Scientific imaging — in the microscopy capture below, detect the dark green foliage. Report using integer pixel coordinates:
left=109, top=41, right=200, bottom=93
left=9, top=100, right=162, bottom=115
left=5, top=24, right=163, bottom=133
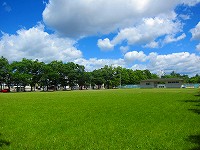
left=0, top=56, right=10, bottom=90
left=0, top=56, right=200, bottom=92
left=161, top=71, right=191, bottom=83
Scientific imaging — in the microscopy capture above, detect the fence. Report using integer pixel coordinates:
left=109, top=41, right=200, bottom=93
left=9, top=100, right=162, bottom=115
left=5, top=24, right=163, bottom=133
left=118, top=85, right=140, bottom=89
left=183, top=84, right=200, bottom=88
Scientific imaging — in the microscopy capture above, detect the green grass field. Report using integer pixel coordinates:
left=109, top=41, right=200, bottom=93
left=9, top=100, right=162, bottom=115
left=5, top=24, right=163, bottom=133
left=0, top=89, right=200, bottom=149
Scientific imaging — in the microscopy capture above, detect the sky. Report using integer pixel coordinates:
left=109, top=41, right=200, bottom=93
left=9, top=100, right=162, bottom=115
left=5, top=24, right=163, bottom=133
left=0, top=0, right=200, bottom=76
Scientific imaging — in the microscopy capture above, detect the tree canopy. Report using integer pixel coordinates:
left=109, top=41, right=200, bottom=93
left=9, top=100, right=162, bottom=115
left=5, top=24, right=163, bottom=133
left=0, top=57, right=199, bottom=92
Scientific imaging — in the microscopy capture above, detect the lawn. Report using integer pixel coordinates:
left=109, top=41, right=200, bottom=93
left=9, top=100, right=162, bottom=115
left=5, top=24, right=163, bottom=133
left=0, top=89, right=200, bottom=149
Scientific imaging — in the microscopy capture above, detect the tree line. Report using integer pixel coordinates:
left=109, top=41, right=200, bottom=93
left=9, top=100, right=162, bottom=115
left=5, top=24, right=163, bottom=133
left=0, top=56, right=199, bottom=92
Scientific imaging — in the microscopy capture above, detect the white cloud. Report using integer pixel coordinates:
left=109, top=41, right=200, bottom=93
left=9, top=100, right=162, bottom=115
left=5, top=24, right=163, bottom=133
left=0, top=24, right=82, bottom=63
left=124, top=51, right=147, bottom=62
left=43, top=0, right=200, bottom=38
left=97, top=38, right=114, bottom=51
left=179, top=14, right=190, bottom=20
left=196, top=43, right=200, bottom=51
left=72, top=50, right=200, bottom=76
left=99, top=14, right=183, bottom=49
left=182, top=0, right=200, bottom=6
left=124, top=51, right=200, bottom=76
left=147, top=52, right=200, bottom=75
left=131, top=64, right=147, bottom=71
left=191, top=22, right=200, bottom=40
left=163, top=33, right=186, bottom=44
left=191, top=22, right=200, bottom=51
left=74, top=58, right=125, bottom=71
left=120, top=46, right=129, bottom=53
left=144, top=41, right=159, bottom=48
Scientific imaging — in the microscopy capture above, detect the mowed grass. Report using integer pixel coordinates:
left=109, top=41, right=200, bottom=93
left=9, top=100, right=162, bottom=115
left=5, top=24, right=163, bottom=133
left=0, top=89, right=200, bottom=149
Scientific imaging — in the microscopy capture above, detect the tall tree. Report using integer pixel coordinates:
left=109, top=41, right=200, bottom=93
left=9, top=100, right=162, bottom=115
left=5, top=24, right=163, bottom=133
left=0, top=56, right=9, bottom=90
left=77, top=64, right=86, bottom=90
left=65, top=62, right=79, bottom=90
left=10, top=59, right=32, bottom=92
left=92, top=69, right=105, bottom=89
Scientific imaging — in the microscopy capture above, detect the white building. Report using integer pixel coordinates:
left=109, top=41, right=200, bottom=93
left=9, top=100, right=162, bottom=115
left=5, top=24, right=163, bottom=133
left=140, top=78, right=184, bottom=88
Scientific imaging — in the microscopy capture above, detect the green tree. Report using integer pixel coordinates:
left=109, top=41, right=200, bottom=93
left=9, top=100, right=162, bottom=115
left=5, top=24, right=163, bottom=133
left=10, top=59, right=32, bottom=92
left=92, top=69, right=105, bottom=89
left=77, top=64, right=86, bottom=90
left=65, top=62, right=79, bottom=90
left=0, top=56, right=10, bottom=90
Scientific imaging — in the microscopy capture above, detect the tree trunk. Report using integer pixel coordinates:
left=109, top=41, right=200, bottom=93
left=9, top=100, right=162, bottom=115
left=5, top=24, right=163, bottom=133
left=98, top=85, right=101, bottom=89
left=79, top=85, right=83, bottom=90
left=8, top=84, right=10, bottom=91
left=23, top=85, right=26, bottom=92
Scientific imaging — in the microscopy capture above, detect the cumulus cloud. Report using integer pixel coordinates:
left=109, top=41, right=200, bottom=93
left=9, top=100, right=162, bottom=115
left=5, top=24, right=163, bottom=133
left=97, top=38, right=114, bottom=51
left=183, top=0, right=200, bottom=6
left=196, top=43, right=200, bottom=51
left=144, top=41, right=159, bottom=48
left=131, top=64, right=147, bottom=71
left=179, top=14, right=190, bottom=20
left=43, top=0, right=200, bottom=38
left=98, top=14, right=185, bottom=49
left=74, top=58, right=125, bottom=71
left=124, top=51, right=147, bottom=62
left=191, top=22, right=200, bottom=51
left=76, top=51, right=200, bottom=76
left=0, top=24, right=82, bottom=62
left=120, top=46, right=129, bottom=53
left=163, top=33, right=186, bottom=44
left=148, top=52, right=200, bottom=75
left=123, top=51, right=200, bottom=76
left=191, top=22, right=200, bottom=40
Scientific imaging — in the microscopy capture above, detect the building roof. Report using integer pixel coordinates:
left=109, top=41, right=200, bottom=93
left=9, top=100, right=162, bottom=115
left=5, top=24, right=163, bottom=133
left=141, top=78, right=184, bottom=82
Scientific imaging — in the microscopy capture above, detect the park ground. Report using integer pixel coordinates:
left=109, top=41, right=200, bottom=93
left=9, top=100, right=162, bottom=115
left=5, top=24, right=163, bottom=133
left=0, top=89, right=200, bottom=149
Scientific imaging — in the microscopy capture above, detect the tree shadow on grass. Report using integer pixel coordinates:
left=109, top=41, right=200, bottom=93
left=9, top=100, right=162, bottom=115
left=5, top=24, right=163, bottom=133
left=183, top=99, right=200, bottom=115
left=0, top=133, right=10, bottom=147
left=183, top=93, right=200, bottom=150
left=188, top=109, right=200, bottom=115
left=187, top=135, right=200, bottom=150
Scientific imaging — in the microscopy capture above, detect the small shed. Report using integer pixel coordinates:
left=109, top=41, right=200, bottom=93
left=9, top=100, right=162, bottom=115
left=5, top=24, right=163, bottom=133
left=140, top=78, right=184, bottom=88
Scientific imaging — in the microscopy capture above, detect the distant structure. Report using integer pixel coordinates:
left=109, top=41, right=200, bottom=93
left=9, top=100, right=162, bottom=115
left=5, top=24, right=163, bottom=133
left=140, top=78, right=184, bottom=88
left=157, top=70, right=165, bottom=78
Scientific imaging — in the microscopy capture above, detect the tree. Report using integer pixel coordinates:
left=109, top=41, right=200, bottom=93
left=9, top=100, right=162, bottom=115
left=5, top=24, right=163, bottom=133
left=28, top=59, right=44, bottom=91
left=10, top=59, right=32, bottom=92
left=76, top=64, right=86, bottom=90
left=66, top=62, right=79, bottom=90
left=189, top=74, right=200, bottom=83
left=92, top=69, right=105, bottom=89
left=1, top=56, right=200, bottom=92
left=48, top=60, right=64, bottom=91
left=101, top=65, right=114, bottom=89
left=119, top=68, right=130, bottom=85
left=0, top=56, right=9, bottom=90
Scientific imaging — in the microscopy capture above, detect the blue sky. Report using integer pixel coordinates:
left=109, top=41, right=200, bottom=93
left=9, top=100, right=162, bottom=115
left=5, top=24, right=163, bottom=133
left=1, top=0, right=200, bottom=76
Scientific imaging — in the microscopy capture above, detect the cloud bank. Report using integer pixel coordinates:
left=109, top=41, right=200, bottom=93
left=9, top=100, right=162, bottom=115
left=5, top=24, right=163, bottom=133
left=124, top=51, right=200, bottom=76
left=1, top=0, right=200, bottom=76
left=43, top=0, right=200, bottom=38
left=191, top=21, right=200, bottom=50
left=97, top=12, right=188, bottom=49
left=0, top=25, right=200, bottom=76
left=0, top=24, right=82, bottom=62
